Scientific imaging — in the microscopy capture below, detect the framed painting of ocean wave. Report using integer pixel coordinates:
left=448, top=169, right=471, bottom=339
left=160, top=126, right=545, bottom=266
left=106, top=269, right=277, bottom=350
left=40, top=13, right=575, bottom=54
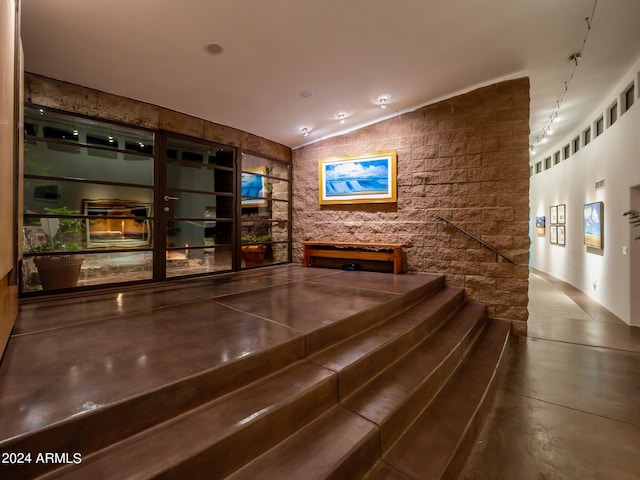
left=318, top=151, right=397, bottom=205
left=242, top=166, right=268, bottom=208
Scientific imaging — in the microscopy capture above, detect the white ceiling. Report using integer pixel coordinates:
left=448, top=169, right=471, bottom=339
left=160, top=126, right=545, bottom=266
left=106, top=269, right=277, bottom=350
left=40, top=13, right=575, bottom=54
left=20, top=0, right=640, bottom=152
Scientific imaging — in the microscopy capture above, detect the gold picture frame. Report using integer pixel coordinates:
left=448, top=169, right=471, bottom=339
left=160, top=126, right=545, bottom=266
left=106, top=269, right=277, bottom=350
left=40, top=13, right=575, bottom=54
left=318, top=151, right=397, bottom=205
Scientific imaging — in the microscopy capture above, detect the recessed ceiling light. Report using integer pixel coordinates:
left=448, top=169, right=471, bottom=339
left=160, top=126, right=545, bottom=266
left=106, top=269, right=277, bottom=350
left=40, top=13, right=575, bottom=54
left=336, top=112, right=346, bottom=124
left=378, top=95, right=390, bottom=108
left=204, top=42, right=224, bottom=55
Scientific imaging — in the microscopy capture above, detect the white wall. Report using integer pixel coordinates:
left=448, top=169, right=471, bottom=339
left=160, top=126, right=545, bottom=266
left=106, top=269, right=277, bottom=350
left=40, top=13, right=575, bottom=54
left=530, top=60, right=640, bottom=326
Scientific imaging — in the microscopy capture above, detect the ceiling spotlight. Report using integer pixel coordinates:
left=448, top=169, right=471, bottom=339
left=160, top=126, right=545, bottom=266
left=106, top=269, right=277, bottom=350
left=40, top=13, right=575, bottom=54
left=204, top=42, right=225, bottom=55
left=529, top=145, right=536, bottom=155
left=299, top=126, right=309, bottom=137
left=378, top=95, right=390, bottom=109
left=336, top=112, right=346, bottom=124
left=547, top=127, right=554, bottom=135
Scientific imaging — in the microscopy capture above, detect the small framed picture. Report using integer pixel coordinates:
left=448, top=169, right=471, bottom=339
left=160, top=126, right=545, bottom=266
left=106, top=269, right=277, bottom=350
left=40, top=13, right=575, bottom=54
left=558, top=204, right=566, bottom=224
left=584, top=202, right=603, bottom=249
left=550, top=225, right=558, bottom=244
left=550, top=205, right=558, bottom=224
left=558, top=225, right=565, bottom=246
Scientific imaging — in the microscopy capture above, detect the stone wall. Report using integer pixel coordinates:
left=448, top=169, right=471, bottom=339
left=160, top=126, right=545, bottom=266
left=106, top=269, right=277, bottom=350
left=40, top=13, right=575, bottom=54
left=24, top=74, right=292, bottom=164
left=292, top=78, right=531, bottom=333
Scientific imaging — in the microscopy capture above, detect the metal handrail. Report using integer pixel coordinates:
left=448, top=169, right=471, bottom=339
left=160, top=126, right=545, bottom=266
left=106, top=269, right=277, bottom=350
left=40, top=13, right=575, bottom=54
left=436, top=215, right=518, bottom=265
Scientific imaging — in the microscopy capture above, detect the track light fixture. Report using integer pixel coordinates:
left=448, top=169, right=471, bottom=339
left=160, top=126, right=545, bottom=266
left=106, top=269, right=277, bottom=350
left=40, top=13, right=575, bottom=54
left=531, top=0, right=597, bottom=152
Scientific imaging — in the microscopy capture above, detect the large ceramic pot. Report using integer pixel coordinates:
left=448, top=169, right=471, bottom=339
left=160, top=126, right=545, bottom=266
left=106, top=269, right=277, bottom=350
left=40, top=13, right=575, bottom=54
left=34, top=255, right=85, bottom=290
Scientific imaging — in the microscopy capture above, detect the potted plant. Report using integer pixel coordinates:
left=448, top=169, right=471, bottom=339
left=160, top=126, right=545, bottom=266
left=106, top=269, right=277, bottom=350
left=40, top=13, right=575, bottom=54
left=241, top=233, right=271, bottom=267
left=27, top=206, right=85, bottom=290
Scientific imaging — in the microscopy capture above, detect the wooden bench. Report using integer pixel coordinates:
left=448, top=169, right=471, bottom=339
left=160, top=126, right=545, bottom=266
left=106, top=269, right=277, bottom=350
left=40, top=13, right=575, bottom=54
left=302, top=241, right=404, bottom=274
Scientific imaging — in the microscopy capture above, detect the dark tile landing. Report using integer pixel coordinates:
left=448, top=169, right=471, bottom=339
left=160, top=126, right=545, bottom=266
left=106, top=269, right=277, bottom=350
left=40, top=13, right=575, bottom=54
left=0, top=266, right=436, bottom=457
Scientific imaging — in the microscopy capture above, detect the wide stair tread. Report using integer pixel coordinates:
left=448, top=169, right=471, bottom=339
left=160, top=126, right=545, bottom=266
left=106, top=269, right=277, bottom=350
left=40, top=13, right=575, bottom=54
left=40, top=361, right=336, bottom=480
left=343, top=303, right=487, bottom=450
left=225, top=405, right=378, bottom=480
left=364, top=461, right=411, bottom=480
left=310, top=287, right=465, bottom=399
left=383, top=319, right=511, bottom=480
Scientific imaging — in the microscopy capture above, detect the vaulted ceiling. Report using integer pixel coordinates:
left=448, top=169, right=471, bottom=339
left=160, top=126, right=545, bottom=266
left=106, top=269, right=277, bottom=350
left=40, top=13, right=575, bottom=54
left=20, top=0, right=640, bottom=152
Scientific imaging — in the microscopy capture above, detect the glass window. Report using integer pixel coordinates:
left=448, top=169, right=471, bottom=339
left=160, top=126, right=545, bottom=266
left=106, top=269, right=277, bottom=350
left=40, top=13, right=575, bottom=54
left=563, top=144, right=570, bottom=160
left=583, top=128, right=591, bottom=146
left=22, top=106, right=155, bottom=293
left=625, top=84, right=635, bottom=111
left=240, top=153, right=291, bottom=268
left=164, top=137, right=236, bottom=278
left=595, top=116, right=604, bottom=136
left=572, top=137, right=580, bottom=153
left=553, top=151, right=561, bottom=165
left=608, top=102, right=618, bottom=126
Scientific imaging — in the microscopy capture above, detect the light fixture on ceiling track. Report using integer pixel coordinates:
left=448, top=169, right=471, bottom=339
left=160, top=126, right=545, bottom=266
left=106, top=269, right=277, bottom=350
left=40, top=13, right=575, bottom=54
left=299, top=126, right=309, bottom=137
left=530, top=0, right=598, bottom=155
left=336, top=112, right=346, bottom=124
left=378, top=95, right=390, bottom=109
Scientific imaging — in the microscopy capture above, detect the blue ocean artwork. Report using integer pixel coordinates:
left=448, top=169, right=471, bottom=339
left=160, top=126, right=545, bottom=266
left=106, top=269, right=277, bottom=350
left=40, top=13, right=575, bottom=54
left=242, top=172, right=264, bottom=199
left=324, top=159, right=389, bottom=196
left=584, top=203, right=601, bottom=235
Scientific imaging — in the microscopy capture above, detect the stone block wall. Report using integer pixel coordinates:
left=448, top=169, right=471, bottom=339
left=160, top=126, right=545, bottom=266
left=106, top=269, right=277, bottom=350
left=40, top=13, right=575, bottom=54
left=292, top=78, right=531, bottom=333
left=24, top=74, right=292, bottom=164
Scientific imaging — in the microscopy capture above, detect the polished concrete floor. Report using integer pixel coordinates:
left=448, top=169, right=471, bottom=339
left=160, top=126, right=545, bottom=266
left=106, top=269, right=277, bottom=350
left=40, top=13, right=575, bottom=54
left=2, top=266, right=640, bottom=479
left=460, top=270, right=640, bottom=479
left=0, top=265, right=436, bottom=449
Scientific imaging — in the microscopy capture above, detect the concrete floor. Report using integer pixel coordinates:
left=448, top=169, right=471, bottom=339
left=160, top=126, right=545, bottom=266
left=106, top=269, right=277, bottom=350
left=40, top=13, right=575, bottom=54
left=460, top=270, right=640, bottom=479
left=4, top=266, right=639, bottom=479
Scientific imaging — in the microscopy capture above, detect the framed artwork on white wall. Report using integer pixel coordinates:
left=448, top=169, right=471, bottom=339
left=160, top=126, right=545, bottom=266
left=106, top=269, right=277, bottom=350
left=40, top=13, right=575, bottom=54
left=550, top=225, right=558, bottom=244
left=558, top=225, right=565, bottom=246
left=584, top=202, right=603, bottom=249
left=557, top=204, right=566, bottom=224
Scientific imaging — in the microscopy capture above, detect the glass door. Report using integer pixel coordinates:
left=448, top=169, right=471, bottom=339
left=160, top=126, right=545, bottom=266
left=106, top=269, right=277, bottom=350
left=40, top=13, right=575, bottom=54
left=162, top=135, right=236, bottom=278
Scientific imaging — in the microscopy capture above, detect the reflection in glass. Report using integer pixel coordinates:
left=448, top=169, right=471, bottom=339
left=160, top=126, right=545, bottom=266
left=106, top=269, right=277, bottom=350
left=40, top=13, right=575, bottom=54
left=240, top=153, right=290, bottom=269
left=166, top=246, right=231, bottom=277
left=21, top=251, right=153, bottom=292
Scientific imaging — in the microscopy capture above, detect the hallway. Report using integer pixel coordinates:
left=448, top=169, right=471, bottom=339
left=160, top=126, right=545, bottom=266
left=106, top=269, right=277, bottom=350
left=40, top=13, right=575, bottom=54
left=461, top=271, right=640, bottom=479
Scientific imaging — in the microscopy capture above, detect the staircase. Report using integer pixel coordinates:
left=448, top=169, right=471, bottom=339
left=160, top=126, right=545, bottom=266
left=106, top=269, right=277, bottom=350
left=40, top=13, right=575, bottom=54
left=3, top=273, right=510, bottom=480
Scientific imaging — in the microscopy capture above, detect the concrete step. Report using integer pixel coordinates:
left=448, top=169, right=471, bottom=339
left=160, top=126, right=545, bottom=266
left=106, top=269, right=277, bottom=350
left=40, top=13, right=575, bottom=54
left=310, top=286, right=466, bottom=399
left=225, top=405, right=379, bottom=480
left=38, top=361, right=336, bottom=479
left=12, top=272, right=511, bottom=480
left=383, top=319, right=511, bottom=480
left=343, top=302, right=488, bottom=451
